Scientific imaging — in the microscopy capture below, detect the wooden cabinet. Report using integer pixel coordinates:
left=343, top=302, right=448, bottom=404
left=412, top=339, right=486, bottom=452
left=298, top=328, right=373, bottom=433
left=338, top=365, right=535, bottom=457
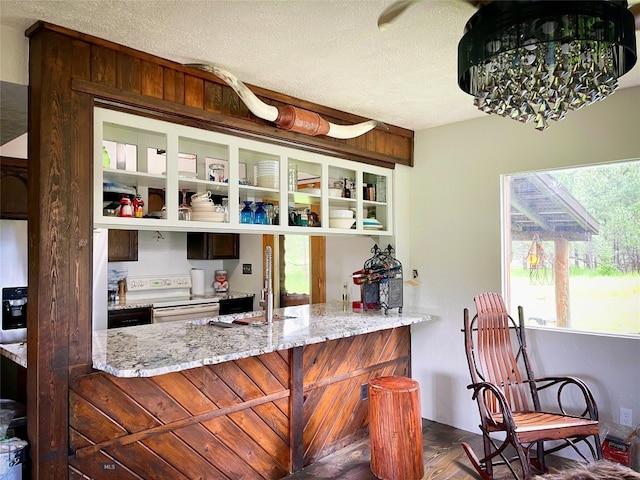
left=187, top=233, right=239, bottom=259
left=0, top=157, right=28, bottom=220
left=108, top=230, right=138, bottom=262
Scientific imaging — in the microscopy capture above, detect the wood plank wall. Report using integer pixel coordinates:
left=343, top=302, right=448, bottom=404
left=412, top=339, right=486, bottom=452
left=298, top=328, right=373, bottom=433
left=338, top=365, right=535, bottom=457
left=39, top=22, right=413, bottom=169
left=25, top=21, right=414, bottom=478
left=67, top=329, right=410, bottom=479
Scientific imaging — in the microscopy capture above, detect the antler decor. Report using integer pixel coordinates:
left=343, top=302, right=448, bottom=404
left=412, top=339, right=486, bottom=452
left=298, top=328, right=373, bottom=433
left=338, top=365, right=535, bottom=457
left=186, top=64, right=387, bottom=139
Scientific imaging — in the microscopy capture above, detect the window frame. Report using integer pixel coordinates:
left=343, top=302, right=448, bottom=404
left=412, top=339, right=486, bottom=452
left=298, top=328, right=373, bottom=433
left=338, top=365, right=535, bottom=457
left=501, top=160, right=640, bottom=338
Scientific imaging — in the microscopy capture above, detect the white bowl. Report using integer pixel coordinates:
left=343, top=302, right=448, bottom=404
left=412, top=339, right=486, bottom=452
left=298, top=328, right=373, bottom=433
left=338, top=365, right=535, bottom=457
left=328, top=188, right=343, bottom=197
left=299, top=187, right=321, bottom=195
left=190, top=212, right=225, bottom=222
left=191, top=204, right=216, bottom=212
left=257, top=176, right=279, bottom=188
left=329, top=218, right=355, bottom=229
left=330, top=209, right=354, bottom=219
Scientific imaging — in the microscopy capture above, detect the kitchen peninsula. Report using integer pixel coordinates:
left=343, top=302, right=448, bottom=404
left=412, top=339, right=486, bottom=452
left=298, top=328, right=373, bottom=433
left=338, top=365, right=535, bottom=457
left=3, top=303, right=430, bottom=479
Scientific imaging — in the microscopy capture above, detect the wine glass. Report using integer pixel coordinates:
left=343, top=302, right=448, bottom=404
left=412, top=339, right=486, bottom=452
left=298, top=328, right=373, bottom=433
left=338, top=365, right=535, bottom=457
left=240, top=201, right=253, bottom=224
left=178, top=188, right=190, bottom=220
left=253, top=202, right=268, bottom=224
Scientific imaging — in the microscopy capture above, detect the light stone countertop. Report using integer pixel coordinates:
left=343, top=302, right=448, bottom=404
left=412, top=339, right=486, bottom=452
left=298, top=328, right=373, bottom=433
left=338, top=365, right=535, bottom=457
left=93, top=302, right=432, bottom=377
left=1, top=303, right=433, bottom=378
left=0, top=341, right=26, bottom=368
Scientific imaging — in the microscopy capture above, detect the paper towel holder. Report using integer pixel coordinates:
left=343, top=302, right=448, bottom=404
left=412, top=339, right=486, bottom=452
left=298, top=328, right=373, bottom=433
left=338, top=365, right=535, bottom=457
left=190, top=268, right=205, bottom=296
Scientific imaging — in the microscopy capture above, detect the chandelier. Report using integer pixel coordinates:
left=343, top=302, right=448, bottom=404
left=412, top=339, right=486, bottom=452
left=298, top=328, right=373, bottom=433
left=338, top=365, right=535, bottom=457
left=458, top=1, right=637, bottom=131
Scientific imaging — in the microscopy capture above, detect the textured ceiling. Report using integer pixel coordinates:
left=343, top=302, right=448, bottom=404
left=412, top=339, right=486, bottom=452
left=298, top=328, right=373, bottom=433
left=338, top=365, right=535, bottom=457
left=1, top=0, right=640, bottom=135
left=0, top=81, right=27, bottom=145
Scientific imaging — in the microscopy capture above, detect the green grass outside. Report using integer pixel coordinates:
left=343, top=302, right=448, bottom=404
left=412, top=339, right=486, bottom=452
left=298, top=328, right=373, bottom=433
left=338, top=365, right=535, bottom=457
left=509, top=269, right=640, bottom=335
left=283, top=235, right=310, bottom=295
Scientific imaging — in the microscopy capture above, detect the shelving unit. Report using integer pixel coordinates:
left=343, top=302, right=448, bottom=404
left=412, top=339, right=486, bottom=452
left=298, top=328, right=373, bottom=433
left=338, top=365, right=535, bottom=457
left=94, top=107, right=393, bottom=235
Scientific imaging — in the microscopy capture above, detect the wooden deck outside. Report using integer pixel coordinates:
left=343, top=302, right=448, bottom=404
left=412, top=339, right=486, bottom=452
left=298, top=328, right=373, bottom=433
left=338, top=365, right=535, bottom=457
left=283, top=419, right=574, bottom=480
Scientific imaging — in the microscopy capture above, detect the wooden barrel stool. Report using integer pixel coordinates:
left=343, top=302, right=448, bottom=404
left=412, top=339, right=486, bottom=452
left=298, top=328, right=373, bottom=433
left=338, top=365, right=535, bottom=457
left=368, top=376, right=424, bottom=480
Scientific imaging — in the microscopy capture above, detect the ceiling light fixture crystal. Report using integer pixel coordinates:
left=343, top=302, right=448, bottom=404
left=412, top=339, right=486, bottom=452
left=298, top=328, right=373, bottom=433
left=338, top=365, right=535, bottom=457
left=458, top=1, right=637, bottom=131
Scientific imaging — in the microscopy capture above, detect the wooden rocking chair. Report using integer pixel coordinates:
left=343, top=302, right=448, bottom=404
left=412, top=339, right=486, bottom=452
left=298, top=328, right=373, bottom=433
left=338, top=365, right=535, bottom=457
left=462, top=292, right=601, bottom=480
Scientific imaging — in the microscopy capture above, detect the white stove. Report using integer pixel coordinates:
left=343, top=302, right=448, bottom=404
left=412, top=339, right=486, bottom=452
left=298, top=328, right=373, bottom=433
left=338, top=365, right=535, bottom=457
left=126, top=274, right=220, bottom=322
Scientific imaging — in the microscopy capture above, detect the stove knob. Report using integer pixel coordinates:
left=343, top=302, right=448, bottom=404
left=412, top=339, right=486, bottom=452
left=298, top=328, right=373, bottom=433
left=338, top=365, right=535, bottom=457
left=164, top=279, right=171, bottom=286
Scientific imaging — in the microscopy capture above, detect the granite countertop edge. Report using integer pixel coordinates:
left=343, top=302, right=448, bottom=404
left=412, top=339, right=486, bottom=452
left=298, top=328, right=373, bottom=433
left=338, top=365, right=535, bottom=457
left=1, top=303, right=434, bottom=378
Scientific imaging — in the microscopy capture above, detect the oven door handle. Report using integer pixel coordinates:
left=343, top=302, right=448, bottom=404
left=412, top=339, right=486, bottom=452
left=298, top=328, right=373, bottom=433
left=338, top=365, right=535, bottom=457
left=153, top=303, right=220, bottom=319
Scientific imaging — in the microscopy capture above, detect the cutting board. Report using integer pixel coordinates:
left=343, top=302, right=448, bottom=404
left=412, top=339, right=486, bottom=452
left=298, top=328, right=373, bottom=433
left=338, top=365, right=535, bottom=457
left=233, top=315, right=266, bottom=325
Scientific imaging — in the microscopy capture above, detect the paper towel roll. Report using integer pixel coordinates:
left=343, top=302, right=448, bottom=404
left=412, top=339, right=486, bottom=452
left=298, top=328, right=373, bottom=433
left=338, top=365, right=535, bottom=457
left=190, top=268, right=205, bottom=296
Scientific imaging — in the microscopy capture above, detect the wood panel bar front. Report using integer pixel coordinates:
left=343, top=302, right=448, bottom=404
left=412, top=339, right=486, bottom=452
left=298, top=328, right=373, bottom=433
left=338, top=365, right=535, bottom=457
left=68, top=328, right=410, bottom=479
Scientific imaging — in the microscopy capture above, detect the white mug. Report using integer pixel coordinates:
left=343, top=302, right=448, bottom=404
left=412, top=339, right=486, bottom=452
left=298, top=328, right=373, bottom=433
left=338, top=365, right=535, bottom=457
left=191, top=191, right=211, bottom=202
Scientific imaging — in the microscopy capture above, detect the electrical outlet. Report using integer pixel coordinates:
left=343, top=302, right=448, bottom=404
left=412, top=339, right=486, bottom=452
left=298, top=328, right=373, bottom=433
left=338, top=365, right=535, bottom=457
left=620, top=407, right=633, bottom=427
left=360, top=383, right=368, bottom=400
left=242, top=264, right=252, bottom=274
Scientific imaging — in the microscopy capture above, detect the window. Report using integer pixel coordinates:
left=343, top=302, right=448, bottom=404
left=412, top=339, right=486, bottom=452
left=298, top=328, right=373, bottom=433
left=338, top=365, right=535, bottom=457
left=279, top=235, right=310, bottom=306
left=503, top=160, right=640, bottom=336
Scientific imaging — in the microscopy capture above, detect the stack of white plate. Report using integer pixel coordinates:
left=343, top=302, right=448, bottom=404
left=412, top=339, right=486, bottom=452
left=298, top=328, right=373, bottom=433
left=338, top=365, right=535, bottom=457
left=191, top=198, right=224, bottom=222
left=257, top=160, right=279, bottom=188
left=329, top=209, right=355, bottom=229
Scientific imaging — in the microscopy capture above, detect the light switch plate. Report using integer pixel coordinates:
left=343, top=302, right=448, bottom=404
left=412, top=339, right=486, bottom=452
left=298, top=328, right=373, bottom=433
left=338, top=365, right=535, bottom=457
left=620, top=407, right=633, bottom=427
left=242, top=264, right=252, bottom=274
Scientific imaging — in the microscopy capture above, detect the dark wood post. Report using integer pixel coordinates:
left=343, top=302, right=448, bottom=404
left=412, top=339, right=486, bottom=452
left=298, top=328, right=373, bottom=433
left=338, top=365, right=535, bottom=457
left=26, top=23, right=94, bottom=478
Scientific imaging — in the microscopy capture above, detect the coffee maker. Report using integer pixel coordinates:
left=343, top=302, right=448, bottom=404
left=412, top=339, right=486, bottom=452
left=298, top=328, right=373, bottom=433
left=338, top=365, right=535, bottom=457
left=1, top=287, right=27, bottom=344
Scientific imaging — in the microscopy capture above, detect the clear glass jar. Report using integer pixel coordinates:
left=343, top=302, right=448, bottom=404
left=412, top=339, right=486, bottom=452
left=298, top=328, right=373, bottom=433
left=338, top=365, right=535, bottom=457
left=208, top=163, right=225, bottom=183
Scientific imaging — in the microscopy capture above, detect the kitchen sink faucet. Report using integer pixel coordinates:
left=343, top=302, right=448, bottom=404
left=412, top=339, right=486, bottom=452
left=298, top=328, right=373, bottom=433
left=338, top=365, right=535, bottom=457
left=260, top=246, right=274, bottom=325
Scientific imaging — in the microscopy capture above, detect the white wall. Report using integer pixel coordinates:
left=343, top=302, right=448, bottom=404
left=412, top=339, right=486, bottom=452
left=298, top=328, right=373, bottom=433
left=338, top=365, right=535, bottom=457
left=0, top=220, right=28, bottom=288
left=404, top=86, right=640, bottom=437
left=0, top=23, right=28, bottom=85
left=325, top=235, right=382, bottom=304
